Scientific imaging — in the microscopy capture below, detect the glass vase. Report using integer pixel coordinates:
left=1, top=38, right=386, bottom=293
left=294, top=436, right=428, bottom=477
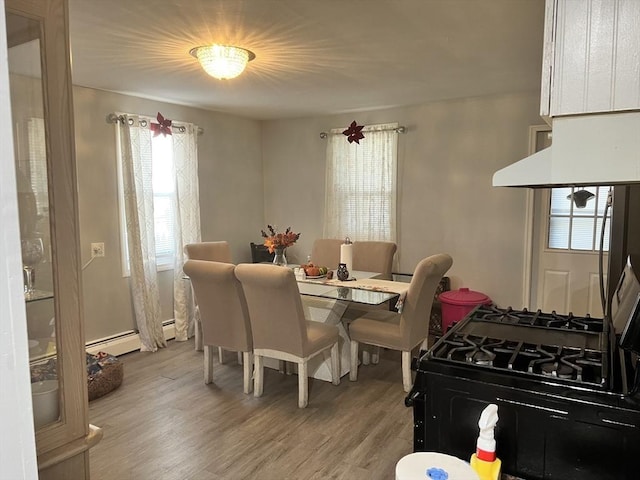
left=273, top=247, right=287, bottom=267
left=21, top=237, right=44, bottom=297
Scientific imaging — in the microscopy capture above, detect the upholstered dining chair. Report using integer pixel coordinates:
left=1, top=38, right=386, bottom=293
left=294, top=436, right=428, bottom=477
left=352, top=241, right=397, bottom=280
left=235, top=263, right=340, bottom=408
left=343, top=240, right=398, bottom=341
left=183, top=260, right=253, bottom=394
left=348, top=253, right=453, bottom=392
left=311, top=239, right=397, bottom=279
left=184, top=241, right=232, bottom=263
left=184, top=241, right=232, bottom=353
left=310, top=238, right=343, bottom=270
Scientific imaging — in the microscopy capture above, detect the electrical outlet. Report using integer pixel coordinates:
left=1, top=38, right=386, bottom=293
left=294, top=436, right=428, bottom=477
left=91, top=242, right=105, bottom=258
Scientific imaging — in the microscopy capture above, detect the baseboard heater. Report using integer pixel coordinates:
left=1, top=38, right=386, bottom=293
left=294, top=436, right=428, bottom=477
left=85, top=320, right=176, bottom=357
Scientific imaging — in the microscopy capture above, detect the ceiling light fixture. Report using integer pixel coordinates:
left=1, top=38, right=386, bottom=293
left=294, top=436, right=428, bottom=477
left=567, top=189, right=595, bottom=209
left=189, top=44, right=255, bottom=80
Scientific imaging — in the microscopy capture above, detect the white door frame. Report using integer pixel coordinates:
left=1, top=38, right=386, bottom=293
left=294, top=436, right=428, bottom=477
left=522, top=125, right=551, bottom=309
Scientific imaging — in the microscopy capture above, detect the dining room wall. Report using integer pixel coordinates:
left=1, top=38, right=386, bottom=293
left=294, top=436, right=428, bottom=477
left=72, top=87, right=540, bottom=344
left=73, top=86, right=263, bottom=342
left=260, top=91, right=543, bottom=309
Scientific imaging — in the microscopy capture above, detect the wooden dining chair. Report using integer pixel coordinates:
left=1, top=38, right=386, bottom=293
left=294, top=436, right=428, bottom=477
left=183, top=260, right=253, bottom=394
left=348, top=253, right=453, bottom=392
left=235, top=263, right=340, bottom=408
left=250, top=242, right=275, bottom=263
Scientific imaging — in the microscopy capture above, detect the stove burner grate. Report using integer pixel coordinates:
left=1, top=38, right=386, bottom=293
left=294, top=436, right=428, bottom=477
left=445, top=336, right=495, bottom=366
left=472, top=306, right=604, bottom=332
left=540, top=361, right=576, bottom=379
left=433, top=333, right=606, bottom=387
left=527, top=345, right=558, bottom=375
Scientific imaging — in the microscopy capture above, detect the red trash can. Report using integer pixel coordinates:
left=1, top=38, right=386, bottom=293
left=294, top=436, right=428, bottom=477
left=439, top=287, right=492, bottom=331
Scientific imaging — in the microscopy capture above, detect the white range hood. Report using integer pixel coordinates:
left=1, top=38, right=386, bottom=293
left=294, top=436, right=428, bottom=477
left=493, top=111, right=640, bottom=187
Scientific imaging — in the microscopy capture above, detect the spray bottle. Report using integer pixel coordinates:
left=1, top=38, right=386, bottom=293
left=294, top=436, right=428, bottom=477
left=470, top=403, right=502, bottom=480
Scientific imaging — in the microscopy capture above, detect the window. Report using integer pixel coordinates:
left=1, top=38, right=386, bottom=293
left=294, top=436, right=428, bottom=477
left=116, top=127, right=177, bottom=273
left=547, top=186, right=611, bottom=252
left=150, top=134, right=176, bottom=265
left=324, top=122, right=398, bottom=241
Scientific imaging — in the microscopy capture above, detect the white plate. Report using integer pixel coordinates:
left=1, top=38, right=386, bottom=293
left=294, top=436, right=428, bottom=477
left=305, top=274, right=327, bottom=279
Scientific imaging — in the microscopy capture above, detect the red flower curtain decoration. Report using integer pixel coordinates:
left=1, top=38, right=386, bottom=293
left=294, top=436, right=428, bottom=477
left=343, top=120, right=365, bottom=144
left=150, top=112, right=172, bottom=137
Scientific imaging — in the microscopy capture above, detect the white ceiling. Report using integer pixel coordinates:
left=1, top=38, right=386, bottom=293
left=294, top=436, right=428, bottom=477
left=68, top=0, right=546, bottom=121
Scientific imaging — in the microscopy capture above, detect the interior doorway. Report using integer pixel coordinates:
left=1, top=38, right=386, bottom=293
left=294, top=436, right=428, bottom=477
left=528, top=126, right=610, bottom=317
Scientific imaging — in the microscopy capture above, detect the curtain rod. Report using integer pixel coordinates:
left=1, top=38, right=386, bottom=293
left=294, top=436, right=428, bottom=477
left=319, top=125, right=406, bottom=139
left=106, top=113, right=204, bottom=135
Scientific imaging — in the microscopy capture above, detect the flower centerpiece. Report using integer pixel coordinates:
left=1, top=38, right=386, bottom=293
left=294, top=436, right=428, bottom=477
left=261, top=225, right=300, bottom=267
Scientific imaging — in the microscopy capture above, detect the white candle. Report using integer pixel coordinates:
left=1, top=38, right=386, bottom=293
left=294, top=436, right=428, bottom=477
left=340, top=243, right=353, bottom=275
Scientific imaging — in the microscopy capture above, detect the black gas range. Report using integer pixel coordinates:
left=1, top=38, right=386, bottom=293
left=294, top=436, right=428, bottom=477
left=406, top=258, right=640, bottom=480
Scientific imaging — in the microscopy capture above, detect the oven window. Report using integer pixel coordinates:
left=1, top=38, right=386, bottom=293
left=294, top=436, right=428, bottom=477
left=547, top=186, right=611, bottom=251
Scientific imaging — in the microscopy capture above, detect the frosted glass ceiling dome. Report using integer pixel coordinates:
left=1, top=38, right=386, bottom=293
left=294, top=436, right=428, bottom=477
left=189, top=44, right=256, bottom=80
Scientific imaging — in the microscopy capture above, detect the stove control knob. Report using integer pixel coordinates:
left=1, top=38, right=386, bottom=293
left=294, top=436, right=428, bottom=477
left=404, top=389, right=420, bottom=407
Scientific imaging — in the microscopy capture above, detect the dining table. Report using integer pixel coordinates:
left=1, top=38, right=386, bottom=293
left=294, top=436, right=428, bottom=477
left=188, top=266, right=411, bottom=383
left=293, top=269, right=410, bottom=382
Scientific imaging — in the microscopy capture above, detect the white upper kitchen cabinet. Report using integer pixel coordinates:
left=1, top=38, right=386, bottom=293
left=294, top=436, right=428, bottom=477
left=541, top=0, right=640, bottom=119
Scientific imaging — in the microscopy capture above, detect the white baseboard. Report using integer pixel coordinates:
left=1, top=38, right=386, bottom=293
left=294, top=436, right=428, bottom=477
left=85, top=323, right=176, bottom=356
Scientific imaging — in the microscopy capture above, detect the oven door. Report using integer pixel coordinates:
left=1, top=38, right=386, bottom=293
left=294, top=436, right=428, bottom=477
left=415, top=369, right=640, bottom=480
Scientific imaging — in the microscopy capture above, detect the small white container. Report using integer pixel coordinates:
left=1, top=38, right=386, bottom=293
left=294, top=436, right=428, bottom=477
left=396, top=452, right=480, bottom=480
left=294, top=267, right=306, bottom=280
left=31, top=380, right=59, bottom=429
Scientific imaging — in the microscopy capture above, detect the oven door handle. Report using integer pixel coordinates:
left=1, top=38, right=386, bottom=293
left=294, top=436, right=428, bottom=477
left=496, top=397, right=569, bottom=416
left=601, top=417, right=637, bottom=428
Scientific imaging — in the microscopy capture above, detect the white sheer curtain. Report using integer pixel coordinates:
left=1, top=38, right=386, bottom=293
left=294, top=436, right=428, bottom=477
left=323, top=122, right=398, bottom=242
left=117, top=115, right=166, bottom=351
left=172, top=124, right=201, bottom=341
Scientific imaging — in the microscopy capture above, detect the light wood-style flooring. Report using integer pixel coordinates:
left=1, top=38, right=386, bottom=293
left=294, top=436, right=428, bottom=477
left=89, top=339, right=414, bottom=479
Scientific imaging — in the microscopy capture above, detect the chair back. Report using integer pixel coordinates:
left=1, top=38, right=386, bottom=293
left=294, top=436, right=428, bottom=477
left=250, top=242, right=275, bottom=263
left=353, top=241, right=397, bottom=280
left=400, top=254, right=453, bottom=346
left=185, top=241, right=232, bottom=263
left=235, top=263, right=308, bottom=357
left=310, top=238, right=343, bottom=269
left=183, top=260, right=252, bottom=351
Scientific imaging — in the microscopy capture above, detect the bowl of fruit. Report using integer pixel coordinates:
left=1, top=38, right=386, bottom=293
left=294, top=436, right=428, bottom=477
left=301, top=263, right=329, bottom=278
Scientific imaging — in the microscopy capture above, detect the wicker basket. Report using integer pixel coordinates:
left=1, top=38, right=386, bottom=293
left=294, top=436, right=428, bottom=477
left=88, top=360, right=124, bottom=401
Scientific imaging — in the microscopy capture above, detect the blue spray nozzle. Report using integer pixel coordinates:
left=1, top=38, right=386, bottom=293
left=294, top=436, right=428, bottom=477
left=426, top=467, right=449, bottom=480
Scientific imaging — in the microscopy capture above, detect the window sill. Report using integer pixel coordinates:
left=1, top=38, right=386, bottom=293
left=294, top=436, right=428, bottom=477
left=157, top=262, right=174, bottom=273
left=543, top=248, right=609, bottom=255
